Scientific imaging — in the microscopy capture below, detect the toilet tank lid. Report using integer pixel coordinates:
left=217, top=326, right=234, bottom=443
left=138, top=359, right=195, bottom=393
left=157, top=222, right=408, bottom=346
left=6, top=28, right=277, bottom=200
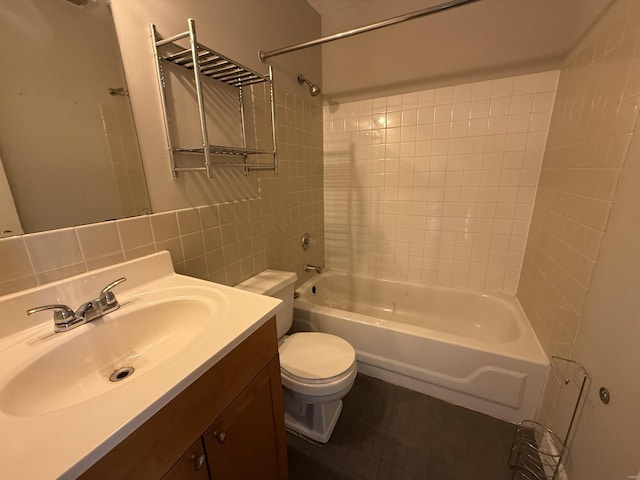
left=235, top=269, right=297, bottom=295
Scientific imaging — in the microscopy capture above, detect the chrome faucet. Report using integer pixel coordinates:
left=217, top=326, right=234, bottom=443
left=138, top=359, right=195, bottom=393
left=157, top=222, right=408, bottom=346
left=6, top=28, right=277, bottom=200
left=27, top=277, right=127, bottom=332
left=304, top=264, right=323, bottom=274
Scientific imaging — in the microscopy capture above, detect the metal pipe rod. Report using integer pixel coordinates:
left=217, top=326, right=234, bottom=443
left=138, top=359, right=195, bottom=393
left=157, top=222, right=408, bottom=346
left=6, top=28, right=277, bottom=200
left=155, top=31, right=189, bottom=47
left=268, top=65, right=278, bottom=175
left=150, top=23, right=178, bottom=179
left=174, top=164, right=276, bottom=170
left=259, top=0, right=482, bottom=61
left=186, top=18, right=212, bottom=179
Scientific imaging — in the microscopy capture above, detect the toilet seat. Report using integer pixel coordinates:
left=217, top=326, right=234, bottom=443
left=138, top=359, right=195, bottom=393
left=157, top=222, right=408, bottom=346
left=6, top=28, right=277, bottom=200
left=279, top=332, right=356, bottom=383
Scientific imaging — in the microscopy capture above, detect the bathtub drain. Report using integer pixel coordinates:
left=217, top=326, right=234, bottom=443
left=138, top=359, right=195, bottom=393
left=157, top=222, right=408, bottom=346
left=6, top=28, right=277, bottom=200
left=109, top=366, right=135, bottom=382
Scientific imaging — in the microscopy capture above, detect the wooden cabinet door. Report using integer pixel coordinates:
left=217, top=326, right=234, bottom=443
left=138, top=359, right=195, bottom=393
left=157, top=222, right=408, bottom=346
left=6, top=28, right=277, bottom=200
left=204, top=357, right=287, bottom=480
left=77, top=320, right=282, bottom=480
left=162, top=439, right=209, bottom=480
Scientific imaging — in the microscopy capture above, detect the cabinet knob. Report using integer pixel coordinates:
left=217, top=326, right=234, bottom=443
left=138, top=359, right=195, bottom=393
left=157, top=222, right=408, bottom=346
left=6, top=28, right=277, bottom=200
left=213, top=431, right=226, bottom=444
left=190, top=453, right=206, bottom=471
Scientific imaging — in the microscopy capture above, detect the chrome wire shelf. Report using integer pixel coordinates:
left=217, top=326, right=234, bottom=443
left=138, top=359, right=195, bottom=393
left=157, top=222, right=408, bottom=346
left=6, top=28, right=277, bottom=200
left=175, top=164, right=277, bottom=173
left=163, top=48, right=267, bottom=88
left=150, top=18, right=277, bottom=178
left=174, top=144, right=277, bottom=173
left=510, top=421, right=565, bottom=480
left=509, top=357, right=588, bottom=480
left=174, top=145, right=275, bottom=156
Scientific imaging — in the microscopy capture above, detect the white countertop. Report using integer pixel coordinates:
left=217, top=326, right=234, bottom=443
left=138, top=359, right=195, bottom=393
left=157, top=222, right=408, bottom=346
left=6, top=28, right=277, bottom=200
left=0, top=252, right=281, bottom=479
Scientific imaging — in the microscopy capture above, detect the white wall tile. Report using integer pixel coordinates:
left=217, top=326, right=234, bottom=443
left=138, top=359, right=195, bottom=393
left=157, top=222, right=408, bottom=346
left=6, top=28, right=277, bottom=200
left=324, top=71, right=559, bottom=294
left=518, top=3, right=640, bottom=368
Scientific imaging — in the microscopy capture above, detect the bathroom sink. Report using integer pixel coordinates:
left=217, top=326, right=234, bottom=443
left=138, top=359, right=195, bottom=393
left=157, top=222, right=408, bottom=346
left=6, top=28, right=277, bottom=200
left=0, top=290, right=222, bottom=417
left=0, top=251, right=282, bottom=480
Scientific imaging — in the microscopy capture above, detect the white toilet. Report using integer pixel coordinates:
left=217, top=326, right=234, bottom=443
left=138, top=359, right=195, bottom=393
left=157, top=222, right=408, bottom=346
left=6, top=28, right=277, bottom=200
left=236, top=270, right=357, bottom=443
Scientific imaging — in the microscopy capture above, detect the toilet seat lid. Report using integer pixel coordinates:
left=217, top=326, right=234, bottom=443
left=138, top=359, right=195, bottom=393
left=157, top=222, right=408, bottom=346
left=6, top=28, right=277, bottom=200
left=279, top=332, right=355, bottom=381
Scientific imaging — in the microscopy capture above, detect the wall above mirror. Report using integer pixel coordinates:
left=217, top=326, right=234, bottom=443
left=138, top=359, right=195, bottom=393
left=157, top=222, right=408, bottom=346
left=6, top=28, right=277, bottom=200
left=0, top=0, right=150, bottom=236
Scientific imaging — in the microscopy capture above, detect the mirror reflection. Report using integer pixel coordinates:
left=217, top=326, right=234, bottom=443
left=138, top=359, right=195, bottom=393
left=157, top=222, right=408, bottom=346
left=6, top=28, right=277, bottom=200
left=0, top=0, right=150, bottom=236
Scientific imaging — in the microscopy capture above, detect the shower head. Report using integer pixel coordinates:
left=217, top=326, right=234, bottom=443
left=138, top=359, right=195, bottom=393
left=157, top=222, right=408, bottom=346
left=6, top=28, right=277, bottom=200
left=297, top=74, right=321, bottom=97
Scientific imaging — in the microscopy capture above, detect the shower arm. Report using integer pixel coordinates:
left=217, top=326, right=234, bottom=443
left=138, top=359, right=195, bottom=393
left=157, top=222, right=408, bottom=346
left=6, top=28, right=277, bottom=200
left=258, top=0, right=482, bottom=62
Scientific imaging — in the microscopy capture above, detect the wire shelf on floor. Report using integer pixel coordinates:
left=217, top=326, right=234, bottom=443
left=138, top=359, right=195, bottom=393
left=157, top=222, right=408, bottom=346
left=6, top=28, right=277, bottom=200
left=509, top=357, right=588, bottom=480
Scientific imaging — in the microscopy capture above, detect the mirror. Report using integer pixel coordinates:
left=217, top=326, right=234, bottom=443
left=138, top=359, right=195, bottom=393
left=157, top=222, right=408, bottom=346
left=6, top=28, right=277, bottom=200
left=0, top=0, right=150, bottom=236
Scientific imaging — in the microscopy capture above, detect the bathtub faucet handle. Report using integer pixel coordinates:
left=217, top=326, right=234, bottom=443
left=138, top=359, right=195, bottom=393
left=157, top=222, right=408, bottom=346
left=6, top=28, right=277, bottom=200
left=304, top=264, right=323, bottom=274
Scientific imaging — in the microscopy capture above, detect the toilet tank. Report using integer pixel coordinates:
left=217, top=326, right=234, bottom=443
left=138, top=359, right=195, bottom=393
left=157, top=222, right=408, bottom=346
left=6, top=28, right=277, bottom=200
left=235, top=270, right=297, bottom=338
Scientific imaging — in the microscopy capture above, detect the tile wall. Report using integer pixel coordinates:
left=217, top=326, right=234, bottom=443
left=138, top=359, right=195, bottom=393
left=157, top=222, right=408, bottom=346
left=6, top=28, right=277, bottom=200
left=517, top=2, right=640, bottom=426
left=0, top=86, right=324, bottom=296
left=324, top=71, right=559, bottom=294
left=100, top=103, right=151, bottom=218
left=518, top=4, right=640, bottom=358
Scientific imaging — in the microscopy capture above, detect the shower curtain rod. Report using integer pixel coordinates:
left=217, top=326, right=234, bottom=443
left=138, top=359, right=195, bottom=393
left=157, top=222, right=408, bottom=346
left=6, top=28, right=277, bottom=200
left=259, top=0, right=482, bottom=62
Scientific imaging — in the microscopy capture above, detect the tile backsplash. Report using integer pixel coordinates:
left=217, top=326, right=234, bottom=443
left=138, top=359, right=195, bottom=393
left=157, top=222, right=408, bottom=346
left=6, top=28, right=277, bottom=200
left=0, top=86, right=324, bottom=296
left=324, top=71, right=559, bottom=294
left=0, top=205, right=250, bottom=295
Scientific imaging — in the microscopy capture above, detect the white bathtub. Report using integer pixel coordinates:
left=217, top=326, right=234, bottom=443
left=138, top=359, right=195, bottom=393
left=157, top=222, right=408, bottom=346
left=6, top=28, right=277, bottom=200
left=293, top=271, right=548, bottom=423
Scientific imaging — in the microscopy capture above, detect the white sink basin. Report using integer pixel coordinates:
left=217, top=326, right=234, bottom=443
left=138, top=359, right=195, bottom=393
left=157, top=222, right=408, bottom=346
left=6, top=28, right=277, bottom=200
left=0, top=288, right=224, bottom=417
left=0, top=251, right=282, bottom=480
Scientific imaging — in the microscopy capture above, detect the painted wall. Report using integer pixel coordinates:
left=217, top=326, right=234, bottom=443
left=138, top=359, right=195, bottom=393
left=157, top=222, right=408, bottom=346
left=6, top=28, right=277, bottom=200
left=318, top=0, right=614, bottom=100
left=324, top=71, right=558, bottom=294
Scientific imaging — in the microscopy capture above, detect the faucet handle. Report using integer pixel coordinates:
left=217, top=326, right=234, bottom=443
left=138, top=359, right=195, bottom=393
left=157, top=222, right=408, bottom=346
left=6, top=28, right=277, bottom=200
left=26, top=304, right=75, bottom=322
left=99, top=277, right=127, bottom=308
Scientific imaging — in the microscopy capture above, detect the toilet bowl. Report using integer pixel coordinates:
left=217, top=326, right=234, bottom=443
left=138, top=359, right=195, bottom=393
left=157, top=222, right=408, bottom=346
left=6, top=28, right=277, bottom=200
left=236, top=270, right=357, bottom=443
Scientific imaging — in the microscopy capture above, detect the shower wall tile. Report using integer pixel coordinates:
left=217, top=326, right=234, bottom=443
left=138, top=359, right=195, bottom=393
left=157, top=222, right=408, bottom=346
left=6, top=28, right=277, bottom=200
left=324, top=71, right=560, bottom=295
left=517, top=1, right=640, bottom=429
left=0, top=86, right=324, bottom=297
left=518, top=3, right=640, bottom=360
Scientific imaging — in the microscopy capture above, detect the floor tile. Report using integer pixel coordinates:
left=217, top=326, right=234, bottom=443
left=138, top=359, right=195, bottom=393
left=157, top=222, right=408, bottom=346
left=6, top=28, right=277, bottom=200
left=287, top=374, right=516, bottom=480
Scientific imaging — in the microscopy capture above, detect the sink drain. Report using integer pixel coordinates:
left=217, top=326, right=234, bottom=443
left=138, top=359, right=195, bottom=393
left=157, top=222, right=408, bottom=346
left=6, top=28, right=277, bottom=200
left=109, top=366, right=135, bottom=382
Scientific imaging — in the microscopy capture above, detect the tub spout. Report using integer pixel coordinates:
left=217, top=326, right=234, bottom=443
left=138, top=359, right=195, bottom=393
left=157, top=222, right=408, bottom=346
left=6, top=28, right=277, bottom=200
left=304, top=264, right=323, bottom=274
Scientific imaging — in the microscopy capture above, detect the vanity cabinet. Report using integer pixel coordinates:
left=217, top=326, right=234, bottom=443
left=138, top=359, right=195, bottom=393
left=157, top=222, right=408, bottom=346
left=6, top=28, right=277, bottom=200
left=162, top=439, right=208, bottom=480
left=203, top=359, right=282, bottom=479
left=79, top=317, right=287, bottom=480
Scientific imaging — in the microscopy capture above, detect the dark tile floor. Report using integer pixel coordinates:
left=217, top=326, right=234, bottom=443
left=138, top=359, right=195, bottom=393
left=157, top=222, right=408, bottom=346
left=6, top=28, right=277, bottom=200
left=287, top=374, right=516, bottom=480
